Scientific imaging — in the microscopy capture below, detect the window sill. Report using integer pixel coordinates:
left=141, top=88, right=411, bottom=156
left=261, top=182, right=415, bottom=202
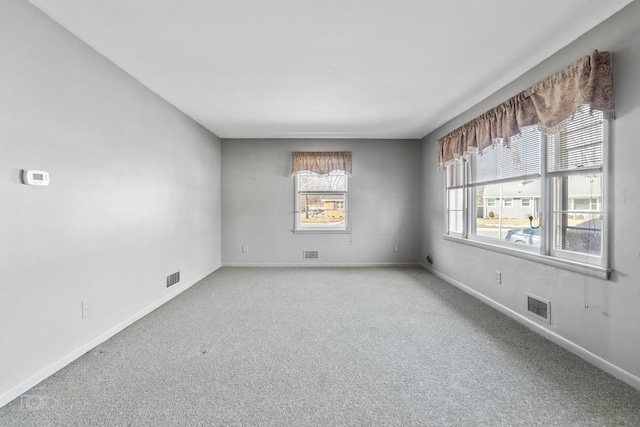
left=443, top=234, right=611, bottom=280
left=292, top=229, right=352, bottom=235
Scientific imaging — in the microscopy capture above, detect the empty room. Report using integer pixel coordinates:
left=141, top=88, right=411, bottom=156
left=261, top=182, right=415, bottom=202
left=2, top=0, right=640, bottom=425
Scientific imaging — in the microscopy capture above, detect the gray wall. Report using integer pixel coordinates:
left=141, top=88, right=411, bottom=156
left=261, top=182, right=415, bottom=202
left=421, top=1, right=640, bottom=387
left=221, top=139, right=421, bottom=266
left=0, top=0, right=221, bottom=405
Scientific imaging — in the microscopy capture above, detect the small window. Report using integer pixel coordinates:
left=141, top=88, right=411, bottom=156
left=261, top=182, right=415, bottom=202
left=572, top=198, right=598, bottom=211
left=445, top=158, right=464, bottom=235
left=294, top=171, right=349, bottom=232
left=521, top=198, right=531, bottom=207
left=503, top=198, right=513, bottom=207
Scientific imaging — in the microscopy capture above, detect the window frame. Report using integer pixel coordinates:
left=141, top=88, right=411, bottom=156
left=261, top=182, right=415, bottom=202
left=443, top=119, right=610, bottom=279
left=293, top=171, right=351, bottom=234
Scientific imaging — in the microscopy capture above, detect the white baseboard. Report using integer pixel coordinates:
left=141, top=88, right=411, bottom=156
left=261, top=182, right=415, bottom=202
left=419, top=263, right=640, bottom=391
left=222, top=262, right=420, bottom=268
left=0, top=264, right=221, bottom=409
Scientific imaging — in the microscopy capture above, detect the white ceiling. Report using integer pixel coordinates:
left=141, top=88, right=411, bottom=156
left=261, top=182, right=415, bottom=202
left=29, top=0, right=633, bottom=139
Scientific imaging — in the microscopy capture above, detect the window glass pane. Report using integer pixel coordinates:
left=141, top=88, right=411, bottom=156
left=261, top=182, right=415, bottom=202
left=449, top=211, right=463, bottom=234
left=553, top=213, right=602, bottom=256
left=473, top=178, right=541, bottom=247
left=448, top=188, right=463, bottom=210
left=298, top=171, right=347, bottom=191
left=552, top=173, right=602, bottom=256
left=299, top=194, right=345, bottom=227
left=447, top=188, right=463, bottom=234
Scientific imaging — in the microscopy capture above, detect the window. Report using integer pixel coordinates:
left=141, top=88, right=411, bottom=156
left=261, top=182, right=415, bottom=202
left=438, top=52, right=613, bottom=277
left=465, top=125, right=542, bottom=247
left=294, top=171, right=349, bottom=232
left=444, top=108, right=608, bottom=273
left=291, top=151, right=352, bottom=233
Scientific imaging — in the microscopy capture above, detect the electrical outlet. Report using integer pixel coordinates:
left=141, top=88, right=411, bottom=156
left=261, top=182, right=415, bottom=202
left=242, top=244, right=249, bottom=253
left=495, top=271, right=502, bottom=285
left=82, top=301, right=91, bottom=318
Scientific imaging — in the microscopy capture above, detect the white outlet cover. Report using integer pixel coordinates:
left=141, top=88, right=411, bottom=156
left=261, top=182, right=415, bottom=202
left=82, top=301, right=91, bottom=318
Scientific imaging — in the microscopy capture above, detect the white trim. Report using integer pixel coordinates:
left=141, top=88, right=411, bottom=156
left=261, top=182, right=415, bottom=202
left=292, top=229, right=352, bottom=234
left=0, top=265, right=221, bottom=409
left=419, top=263, right=640, bottom=392
left=222, top=262, right=420, bottom=268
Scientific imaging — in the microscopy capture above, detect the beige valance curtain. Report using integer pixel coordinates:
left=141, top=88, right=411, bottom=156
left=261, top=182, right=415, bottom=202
left=291, top=151, right=352, bottom=176
left=436, top=51, right=615, bottom=169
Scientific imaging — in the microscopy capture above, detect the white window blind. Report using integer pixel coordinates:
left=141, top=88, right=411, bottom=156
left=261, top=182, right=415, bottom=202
left=547, top=106, right=604, bottom=174
left=446, top=158, right=464, bottom=188
left=470, top=125, right=541, bottom=185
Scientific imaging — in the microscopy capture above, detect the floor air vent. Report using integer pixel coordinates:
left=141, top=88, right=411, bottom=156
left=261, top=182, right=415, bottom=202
left=527, top=294, right=550, bottom=323
left=166, top=271, right=180, bottom=288
left=303, top=250, right=319, bottom=260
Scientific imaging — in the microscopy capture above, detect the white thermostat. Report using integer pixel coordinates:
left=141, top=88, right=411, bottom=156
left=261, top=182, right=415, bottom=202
left=22, top=170, right=50, bottom=186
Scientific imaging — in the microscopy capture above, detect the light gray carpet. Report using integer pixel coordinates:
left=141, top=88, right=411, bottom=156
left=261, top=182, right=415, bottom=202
left=2, top=267, right=640, bottom=426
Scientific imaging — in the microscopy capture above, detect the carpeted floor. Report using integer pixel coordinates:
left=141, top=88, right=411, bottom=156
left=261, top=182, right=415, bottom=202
left=2, top=267, right=640, bottom=426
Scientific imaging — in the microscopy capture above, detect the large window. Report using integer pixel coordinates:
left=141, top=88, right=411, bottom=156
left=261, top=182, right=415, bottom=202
left=445, top=107, right=608, bottom=271
left=439, top=52, right=613, bottom=277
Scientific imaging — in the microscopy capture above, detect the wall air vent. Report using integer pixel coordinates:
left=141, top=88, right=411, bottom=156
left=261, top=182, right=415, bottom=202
left=303, top=250, right=319, bottom=260
left=166, top=271, right=180, bottom=288
left=527, top=294, right=551, bottom=323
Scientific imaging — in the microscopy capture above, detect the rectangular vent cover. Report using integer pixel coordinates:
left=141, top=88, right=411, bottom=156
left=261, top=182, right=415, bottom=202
left=166, top=271, right=180, bottom=288
left=527, top=294, right=550, bottom=323
left=303, top=250, right=319, bottom=260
